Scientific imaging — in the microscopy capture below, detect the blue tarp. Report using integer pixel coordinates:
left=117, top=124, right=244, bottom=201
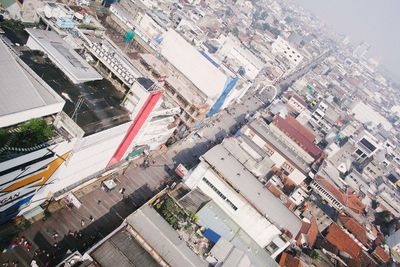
left=200, top=51, right=220, bottom=68
left=203, top=228, right=221, bottom=243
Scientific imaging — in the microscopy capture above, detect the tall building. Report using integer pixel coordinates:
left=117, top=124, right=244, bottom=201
left=0, top=40, right=72, bottom=224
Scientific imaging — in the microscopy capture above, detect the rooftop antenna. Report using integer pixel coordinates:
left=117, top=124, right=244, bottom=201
left=71, top=96, right=84, bottom=122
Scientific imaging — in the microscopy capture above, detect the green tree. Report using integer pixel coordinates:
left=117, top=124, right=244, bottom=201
left=19, top=118, right=53, bottom=146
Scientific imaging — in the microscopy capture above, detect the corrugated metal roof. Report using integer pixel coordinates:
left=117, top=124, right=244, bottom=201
left=91, top=229, right=159, bottom=267
left=126, top=205, right=208, bottom=267
left=273, top=115, right=321, bottom=159
left=201, top=144, right=302, bottom=237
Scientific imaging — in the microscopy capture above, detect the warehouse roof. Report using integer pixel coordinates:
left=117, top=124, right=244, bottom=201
left=90, top=227, right=159, bottom=267
left=273, top=115, right=321, bottom=159
left=126, top=205, right=208, bottom=267
left=201, top=144, right=302, bottom=237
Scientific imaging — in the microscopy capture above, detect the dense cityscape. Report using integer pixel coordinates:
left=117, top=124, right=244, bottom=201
left=0, top=0, right=399, bottom=266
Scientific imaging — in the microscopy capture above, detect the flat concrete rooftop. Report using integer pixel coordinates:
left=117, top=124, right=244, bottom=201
left=140, top=53, right=209, bottom=106
left=25, top=29, right=102, bottom=84
left=21, top=50, right=131, bottom=135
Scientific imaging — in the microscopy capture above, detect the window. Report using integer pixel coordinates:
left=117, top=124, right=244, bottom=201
left=360, top=138, right=376, bottom=152
left=202, top=177, right=238, bottom=211
left=264, top=144, right=274, bottom=157
left=282, top=162, right=294, bottom=173
left=265, top=242, right=279, bottom=254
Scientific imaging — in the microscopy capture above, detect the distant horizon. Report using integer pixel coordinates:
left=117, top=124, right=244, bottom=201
left=296, top=0, right=400, bottom=84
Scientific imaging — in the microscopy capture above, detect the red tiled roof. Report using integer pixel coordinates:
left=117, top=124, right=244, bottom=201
left=307, top=217, right=319, bottom=247
left=279, top=252, right=303, bottom=267
left=339, top=214, right=369, bottom=246
left=346, top=194, right=366, bottom=214
left=326, top=223, right=362, bottom=259
left=273, top=115, right=321, bottom=159
left=286, top=115, right=316, bottom=142
left=373, top=246, right=390, bottom=263
left=291, top=94, right=308, bottom=108
left=297, top=217, right=319, bottom=247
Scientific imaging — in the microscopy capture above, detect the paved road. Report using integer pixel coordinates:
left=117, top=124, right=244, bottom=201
left=164, top=88, right=265, bottom=169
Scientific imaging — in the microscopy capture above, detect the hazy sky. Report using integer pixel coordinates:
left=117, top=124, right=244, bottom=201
left=297, top=0, right=400, bottom=81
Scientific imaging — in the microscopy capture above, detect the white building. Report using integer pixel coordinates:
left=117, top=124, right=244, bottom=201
left=0, top=34, right=174, bottom=222
left=25, top=29, right=102, bottom=84
left=184, top=140, right=302, bottom=258
left=351, top=102, right=392, bottom=131
left=287, top=94, right=307, bottom=114
left=353, top=131, right=381, bottom=162
left=0, top=39, right=73, bottom=223
left=271, top=36, right=304, bottom=69
left=217, top=34, right=264, bottom=80
left=158, top=29, right=244, bottom=114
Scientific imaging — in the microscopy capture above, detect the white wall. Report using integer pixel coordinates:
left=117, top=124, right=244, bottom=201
left=48, top=122, right=130, bottom=193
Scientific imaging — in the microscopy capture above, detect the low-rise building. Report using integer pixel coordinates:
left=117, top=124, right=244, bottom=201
left=271, top=36, right=304, bottom=69
left=216, top=34, right=264, bottom=80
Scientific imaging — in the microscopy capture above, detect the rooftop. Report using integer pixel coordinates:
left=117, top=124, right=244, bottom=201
left=159, top=29, right=229, bottom=101
left=126, top=205, right=208, bottom=267
left=21, top=51, right=131, bottom=135
left=325, top=223, right=362, bottom=260
left=290, top=94, right=307, bottom=108
left=0, top=40, right=65, bottom=128
left=373, top=246, right=390, bottom=264
left=338, top=213, right=369, bottom=246
left=197, top=201, right=279, bottom=267
left=140, top=53, right=208, bottom=106
left=201, top=143, right=302, bottom=237
left=273, top=115, right=321, bottom=159
left=25, top=29, right=102, bottom=84
left=286, top=115, right=315, bottom=142
left=89, top=226, right=159, bottom=267
left=247, top=119, right=310, bottom=173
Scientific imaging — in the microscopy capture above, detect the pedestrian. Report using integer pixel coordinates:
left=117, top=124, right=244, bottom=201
left=81, top=219, right=85, bottom=227
left=52, top=232, right=59, bottom=240
left=97, top=200, right=101, bottom=205
left=26, top=242, right=32, bottom=252
left=53, top=242, right=58, bottom=248
left=89, top=215, right=94, bottom=222
left=10, top=242, right=17, bottom=249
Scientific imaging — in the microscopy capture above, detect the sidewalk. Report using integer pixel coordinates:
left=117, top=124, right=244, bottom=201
left=0, top=155, right=171, bottom=266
